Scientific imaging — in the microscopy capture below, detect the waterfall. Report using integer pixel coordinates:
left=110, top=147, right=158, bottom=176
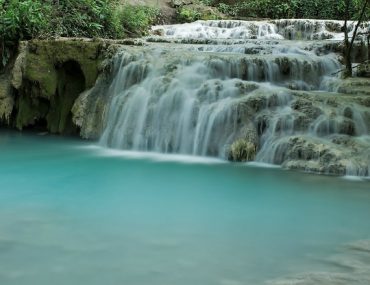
left=90, top=19, right=370, bottom=176
left=152, top=19, right=369, bottom=41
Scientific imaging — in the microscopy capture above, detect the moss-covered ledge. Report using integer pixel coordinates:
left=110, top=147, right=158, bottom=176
left=9, top=38, right=117, bottom=134
left=23, top=39, right=104, bottom=98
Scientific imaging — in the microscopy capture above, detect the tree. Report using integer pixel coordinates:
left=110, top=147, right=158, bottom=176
left=343, top=0, right=369, bottom=77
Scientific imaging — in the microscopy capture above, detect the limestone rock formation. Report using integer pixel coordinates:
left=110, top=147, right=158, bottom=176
left=0, top=74, right=13, bottom=123
left=7, top=39, right=114, bottom=134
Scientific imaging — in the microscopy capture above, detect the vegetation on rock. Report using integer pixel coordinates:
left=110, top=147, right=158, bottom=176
left=9, top=39, right=113, bottom=134
left=201, top=0, right=370, bottom=20
left=0, top=0, right=160, bottom=66
left=119, top=5, right=160, bottom=37
left=229, top=139, right=257, bottom=162
left=177, top=3, right=223, bottom=22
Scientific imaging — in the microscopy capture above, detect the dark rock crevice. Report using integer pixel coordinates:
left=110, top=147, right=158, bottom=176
left=6, top=39, right=113, bottom=135
left=14, top=60, right=86, bottom=135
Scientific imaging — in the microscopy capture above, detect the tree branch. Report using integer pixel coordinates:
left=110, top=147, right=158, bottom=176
left=349, top=0, right=369, bottom=53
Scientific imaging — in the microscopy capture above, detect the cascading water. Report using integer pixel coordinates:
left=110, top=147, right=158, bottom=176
left=92, top=19, right=370, bottom=176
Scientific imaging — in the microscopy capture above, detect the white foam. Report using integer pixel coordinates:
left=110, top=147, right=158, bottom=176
left=342, top=175, right=369, bottom=182
left=245, top=161, right=281, bottom=169
left=83, top=145, right=226, bottom=165
left=151, top=19, right=370, bottom=42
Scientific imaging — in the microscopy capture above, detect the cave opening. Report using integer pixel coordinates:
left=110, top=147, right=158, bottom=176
left=49, top=60, right=86, bottom=135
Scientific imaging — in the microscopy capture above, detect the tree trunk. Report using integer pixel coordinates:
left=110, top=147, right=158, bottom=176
left=343, top=0, right=352, bottom=77
left=343, top=0, right=369, bottom=77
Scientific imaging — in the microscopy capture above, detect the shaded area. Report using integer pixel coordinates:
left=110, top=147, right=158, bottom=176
left=50, top=60, right=86, bottom=134
left=15, top=60, right=86, bottom=134
left=7, top=40, right=107, bottom=134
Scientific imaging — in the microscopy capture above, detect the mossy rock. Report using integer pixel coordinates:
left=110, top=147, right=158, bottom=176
left=23, top=39, right=104, bottom=98
left=12, top=39, right=112, bottom=134
left=229, top=139, right=257, bottom=162
left=0, top=75, right=14, bottom=123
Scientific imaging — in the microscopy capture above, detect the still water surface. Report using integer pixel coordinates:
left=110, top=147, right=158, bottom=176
left=0, top=131, right=369, bottom=285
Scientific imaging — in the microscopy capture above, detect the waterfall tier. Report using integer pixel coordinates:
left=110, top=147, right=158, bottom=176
left=151, top=19, right=369, bottom=41
left=73, top=19, right=370, bottom=177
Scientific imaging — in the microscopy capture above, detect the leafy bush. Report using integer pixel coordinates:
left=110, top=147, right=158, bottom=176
left=178, top=7, right=202, bottom=22
left=50, top=0, right=123, bottom=38
left=118, top=5, right=160, bottom=37
left=217, top=3, right=239, bottom=16
left=246, top=0, right=299, bottom=18
left=1, top=0, right=51, bottom=65
left=208, top=0, right=368, bottom=20
left=1, top=0, right=161, bottom=66
left=0, top=0, right=49, bottom=41
left=177, top=4, right=223, bottom=23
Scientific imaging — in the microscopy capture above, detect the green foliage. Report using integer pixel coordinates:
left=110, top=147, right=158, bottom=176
left=217, top=3, right=239, bottom=16
left=209, top=0, right=369, bottom=20
left=1, top=0, right=160, bottom=66
left=247, top=0, right=299, bottom=18
left=0, top=0, right=49, bottom=41
left=199, top=0, right=216, bottom=5
left=1, top=0, right=51, bottom=66
left=294, top=0, right=358, bottom=19
left=118, top=5, right=160, bottom=37
left=177, top=4, right=222, bottom=23
left=178, top=7, right=202, bottom=22
left=49, top=0, right=123, bottom=38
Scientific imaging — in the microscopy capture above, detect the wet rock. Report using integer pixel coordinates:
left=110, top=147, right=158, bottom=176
left=292, top=112, right=310, bottom=131
left=152, top=28, right=165, bottom=36
left=7, top=39, right=116, bottom=134
left=0, top=75, right=13, bottom=123
left=336, top=78, right=370, bottom=96
left=273, top=134, right=370, bottom=176
left=325, top=21, right=342, bottom=33
left=11, top=42, right=27, bottom=90
left=290, top=98, right=322, bottom=119
left=72, top=68, right=118, bottom=139
left=277, top=136, right=347, bottom=175
left=342, top=106, right=353, bottom=119
left=338, top=118, right=356, bottom=136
